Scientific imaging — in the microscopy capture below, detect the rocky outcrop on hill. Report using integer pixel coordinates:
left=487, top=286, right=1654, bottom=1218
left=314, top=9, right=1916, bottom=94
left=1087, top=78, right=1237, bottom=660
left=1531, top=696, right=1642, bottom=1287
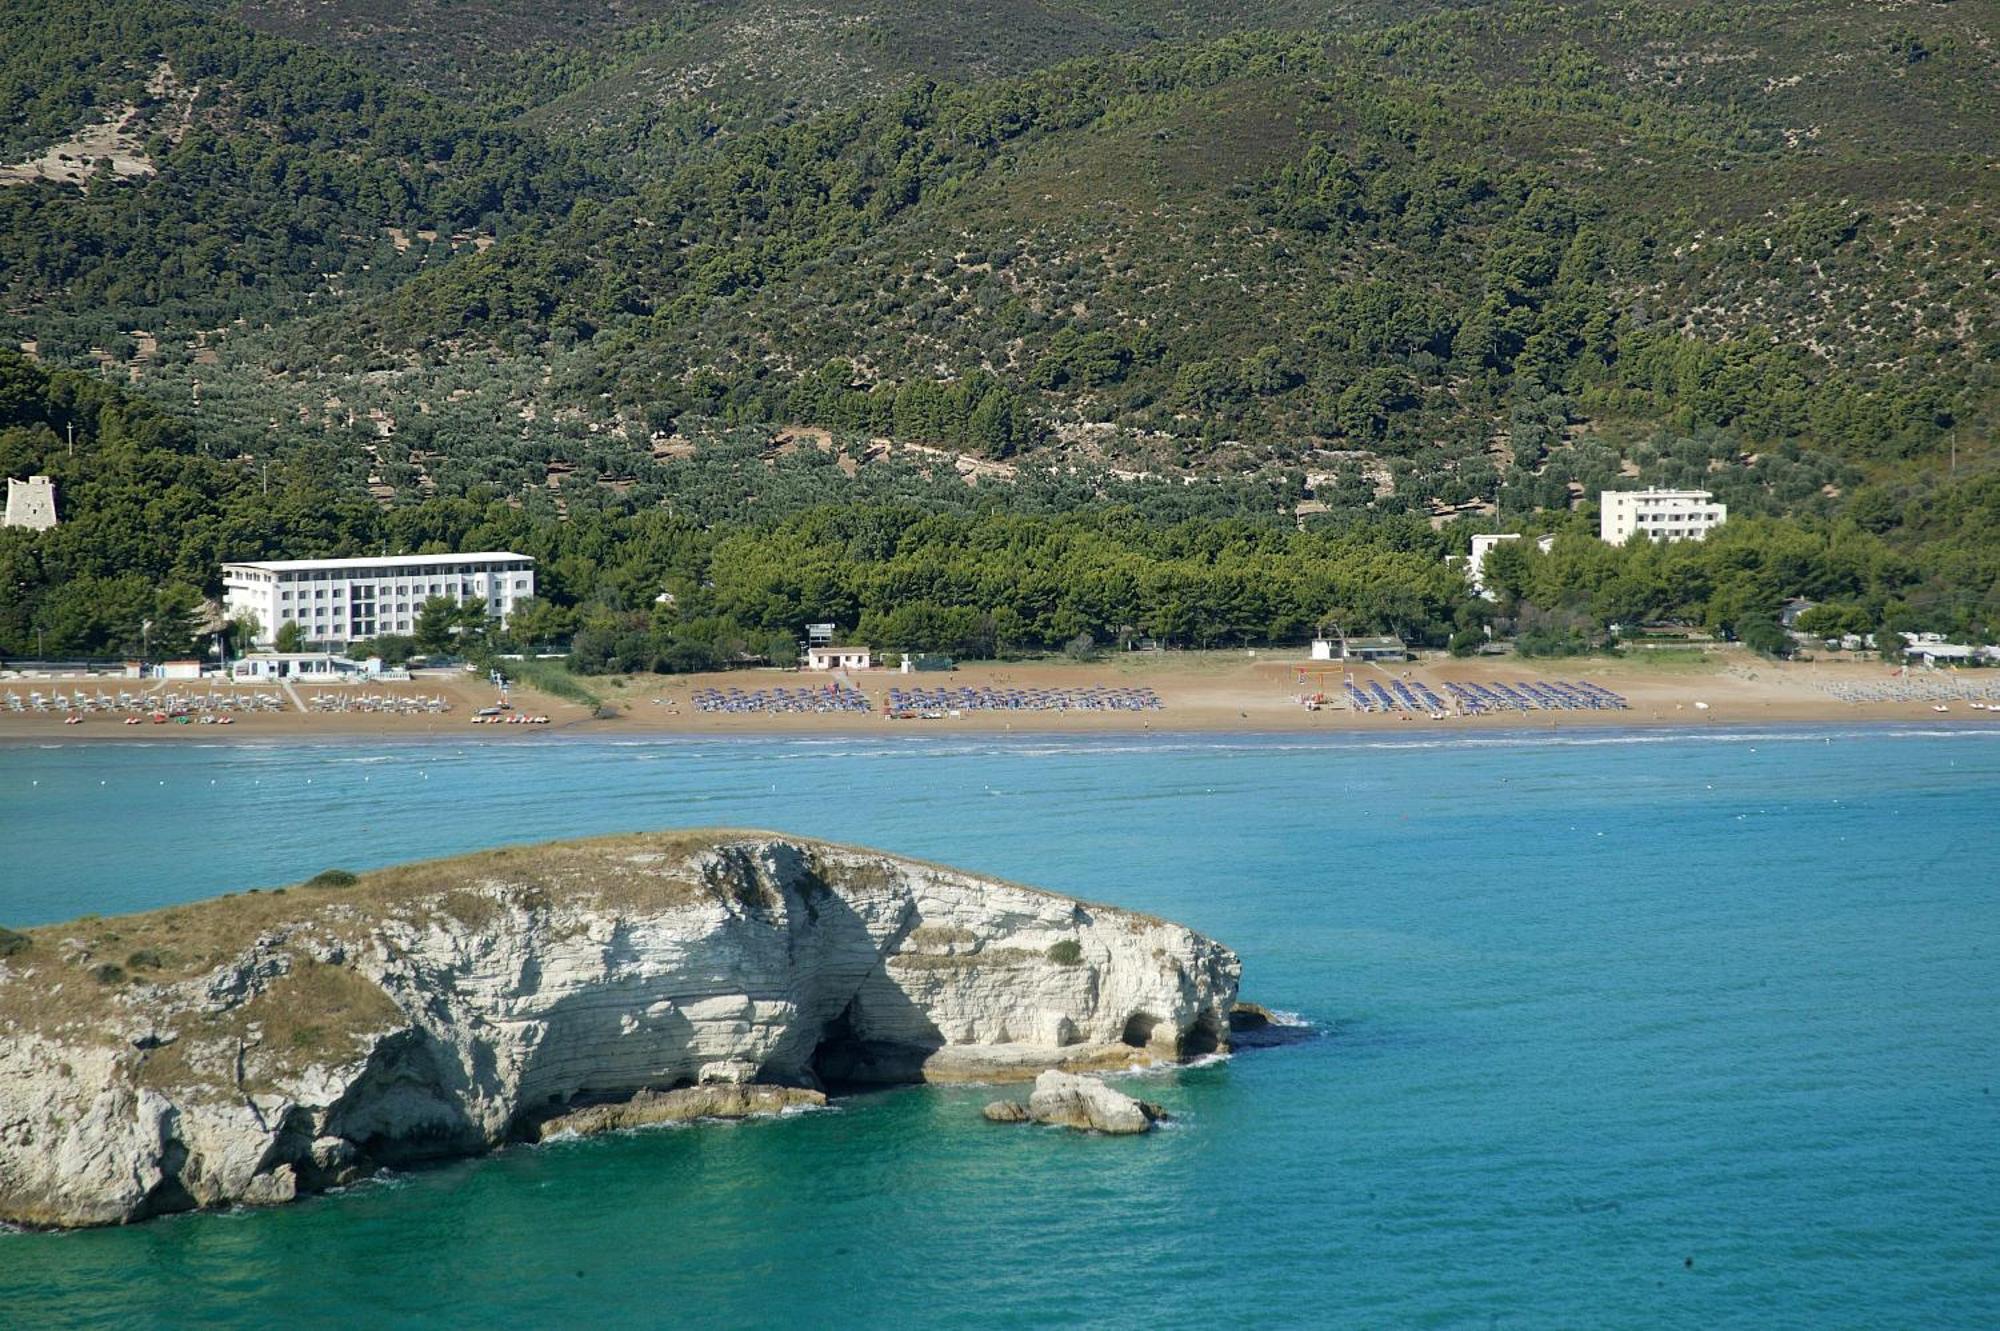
left=0, top=831, right=1237, bottom=1228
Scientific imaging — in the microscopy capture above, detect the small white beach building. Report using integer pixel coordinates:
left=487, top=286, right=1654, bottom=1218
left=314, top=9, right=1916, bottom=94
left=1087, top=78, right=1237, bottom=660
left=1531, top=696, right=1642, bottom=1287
left=229, top=652, right=382, bottom=681
left=806, top=646, right=871, bottom=671
left=1309, top=635, right=1407, bottom=662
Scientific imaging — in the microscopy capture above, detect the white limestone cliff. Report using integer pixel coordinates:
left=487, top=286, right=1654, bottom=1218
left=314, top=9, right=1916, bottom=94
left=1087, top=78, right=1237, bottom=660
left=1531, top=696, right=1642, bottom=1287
left=0, top=832, right=1238, bottom=1228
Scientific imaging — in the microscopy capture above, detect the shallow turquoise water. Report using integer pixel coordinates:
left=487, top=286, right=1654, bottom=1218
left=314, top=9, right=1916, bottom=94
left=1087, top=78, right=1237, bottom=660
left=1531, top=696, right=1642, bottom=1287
left=2, top=729, right=1997, bottom=1329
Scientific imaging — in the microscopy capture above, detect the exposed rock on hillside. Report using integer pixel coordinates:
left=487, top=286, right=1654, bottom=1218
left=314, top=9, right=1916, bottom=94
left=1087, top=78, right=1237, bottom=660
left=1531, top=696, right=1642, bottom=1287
left=0, top=831, right=1237, bottom=1228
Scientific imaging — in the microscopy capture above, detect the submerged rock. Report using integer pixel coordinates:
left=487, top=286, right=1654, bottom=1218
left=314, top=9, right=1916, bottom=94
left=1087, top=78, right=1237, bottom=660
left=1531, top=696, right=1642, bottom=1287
left=533, top=1084, right=826, bottom=1139
left=919, top=1040, right=1160, bottom=1084
left=1023, top=1070, right=1166, bottom=1135
left=0, top=830, right=1237, bottom=1228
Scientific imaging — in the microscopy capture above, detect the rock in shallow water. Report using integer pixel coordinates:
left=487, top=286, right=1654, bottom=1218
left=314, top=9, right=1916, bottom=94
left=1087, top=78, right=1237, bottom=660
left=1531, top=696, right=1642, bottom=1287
left=1022, top=1070, right=1166, bottom=1134
left=533, top=1084, right=826, bottom=1139
left=0, top=830, right=1237, bottom=1228
left=982, top=1100, right=1033, bottom=1124
left=1228, top=1002, right=1278, bottom=1033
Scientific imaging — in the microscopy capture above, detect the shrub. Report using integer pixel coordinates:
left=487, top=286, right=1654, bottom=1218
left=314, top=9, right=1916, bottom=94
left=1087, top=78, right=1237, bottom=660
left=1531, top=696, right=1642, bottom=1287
left=0, top=927, right=29, bottom=959
left=1737, top=618, right=1793, bottom=658
left=1046, top=939, right=1084, bottom=966
left=91, top=962, right=127, bottom=985
left=306, top=869, right=359, bottom=889
left=1515, top=626, right=1593, bottom=658
left=495, top=655, right=601, bottom=705
left=126, top=948, right=165, bottom=970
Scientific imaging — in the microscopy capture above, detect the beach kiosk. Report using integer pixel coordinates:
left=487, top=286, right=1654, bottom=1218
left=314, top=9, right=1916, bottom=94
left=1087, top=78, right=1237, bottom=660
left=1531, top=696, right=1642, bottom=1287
left=806, top=645, right=871, bottom=671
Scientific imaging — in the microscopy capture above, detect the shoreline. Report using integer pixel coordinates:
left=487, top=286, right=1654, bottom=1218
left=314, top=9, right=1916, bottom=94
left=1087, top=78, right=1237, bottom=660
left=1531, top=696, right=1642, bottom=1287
left=4, top=650, right=1998, bottom=745
left=5, top=715, right=1998, bottom=748
left=3, top=715, right=2000, bottom=747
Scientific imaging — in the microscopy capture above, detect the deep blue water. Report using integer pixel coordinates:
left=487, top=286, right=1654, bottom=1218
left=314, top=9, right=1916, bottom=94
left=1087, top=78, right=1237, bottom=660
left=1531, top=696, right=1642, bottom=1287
left=1, top=729, right=1997, bottom=1329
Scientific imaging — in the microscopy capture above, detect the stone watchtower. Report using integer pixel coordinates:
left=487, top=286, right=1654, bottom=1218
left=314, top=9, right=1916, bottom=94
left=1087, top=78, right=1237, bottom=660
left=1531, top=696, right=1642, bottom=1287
left=4, top=475, right=58, bottom=530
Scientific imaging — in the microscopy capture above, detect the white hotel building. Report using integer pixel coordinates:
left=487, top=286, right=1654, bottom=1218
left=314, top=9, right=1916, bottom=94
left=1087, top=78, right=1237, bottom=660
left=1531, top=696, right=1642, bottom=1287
left=222, top=552, right=535, bottom=648
left=1599, top=489, right=1727, bottom=544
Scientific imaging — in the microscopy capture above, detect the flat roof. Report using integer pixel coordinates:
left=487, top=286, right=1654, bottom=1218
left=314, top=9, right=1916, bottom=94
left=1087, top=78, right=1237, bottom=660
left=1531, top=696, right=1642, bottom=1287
left=238, top=651, right=360, bottom=661
left=223, top=552, right=533, bottom=572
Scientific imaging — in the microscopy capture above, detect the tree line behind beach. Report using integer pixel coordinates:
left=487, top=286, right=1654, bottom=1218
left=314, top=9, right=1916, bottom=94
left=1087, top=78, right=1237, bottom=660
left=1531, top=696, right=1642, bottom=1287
left=4, top=350, right=1993, bottom=670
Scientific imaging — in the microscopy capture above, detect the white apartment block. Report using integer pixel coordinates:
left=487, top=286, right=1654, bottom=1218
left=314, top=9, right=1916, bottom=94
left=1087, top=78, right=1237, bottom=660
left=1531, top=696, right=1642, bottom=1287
left=1463, top=532, right=1552, bottom=599
left=222, top=552, right=535, bottom=648
left=1599, top=489, right=1726, bottom=544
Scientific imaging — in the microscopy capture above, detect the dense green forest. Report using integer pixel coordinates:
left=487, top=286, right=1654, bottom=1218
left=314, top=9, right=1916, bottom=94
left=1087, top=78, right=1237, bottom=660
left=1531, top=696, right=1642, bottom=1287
left=6, top=349, right=1996, bottom=666
left=1, top=0, right=1995, bottom=663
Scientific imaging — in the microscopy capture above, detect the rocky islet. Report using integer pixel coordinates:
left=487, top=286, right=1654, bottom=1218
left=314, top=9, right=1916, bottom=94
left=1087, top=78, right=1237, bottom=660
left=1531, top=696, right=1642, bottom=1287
left=0, top=831, right=1238, bottom=1228
left=983, top=1069, right=1170, bottom=1134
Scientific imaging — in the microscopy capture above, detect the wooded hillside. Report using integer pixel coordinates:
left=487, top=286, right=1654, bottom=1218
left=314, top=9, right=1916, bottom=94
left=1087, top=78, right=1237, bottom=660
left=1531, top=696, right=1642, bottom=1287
left=2, top=0, right=1995, bottom=657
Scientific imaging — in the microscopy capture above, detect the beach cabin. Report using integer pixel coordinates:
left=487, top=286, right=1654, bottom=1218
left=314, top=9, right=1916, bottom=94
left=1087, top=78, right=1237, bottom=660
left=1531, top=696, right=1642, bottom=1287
left=1311, top=636, right=1407, bottom=663
left=806, top=646, right=871, bottom=672
left=158, top=659, right=205, bottom=681
left=1342, top=636, right=1408, bottom=663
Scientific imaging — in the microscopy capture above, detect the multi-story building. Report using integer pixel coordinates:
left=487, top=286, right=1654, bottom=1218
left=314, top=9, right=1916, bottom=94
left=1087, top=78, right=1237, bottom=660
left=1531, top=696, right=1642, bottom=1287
left=1462, top=533, right=1558, bottom=599
left=222, top=552, right=535, bottom=648
left=1599, top=489, right=1726, bottom=544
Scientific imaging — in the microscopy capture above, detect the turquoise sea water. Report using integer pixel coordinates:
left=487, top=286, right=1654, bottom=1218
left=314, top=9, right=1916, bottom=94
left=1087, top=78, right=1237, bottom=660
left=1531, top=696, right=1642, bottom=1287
left=1, top=729, right=1996, bottom=1329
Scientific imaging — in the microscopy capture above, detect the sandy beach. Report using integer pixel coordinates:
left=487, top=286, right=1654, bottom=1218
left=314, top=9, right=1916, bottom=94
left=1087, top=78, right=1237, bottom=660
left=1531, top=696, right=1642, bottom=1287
left=4, top=648, right=1998, bottom=743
